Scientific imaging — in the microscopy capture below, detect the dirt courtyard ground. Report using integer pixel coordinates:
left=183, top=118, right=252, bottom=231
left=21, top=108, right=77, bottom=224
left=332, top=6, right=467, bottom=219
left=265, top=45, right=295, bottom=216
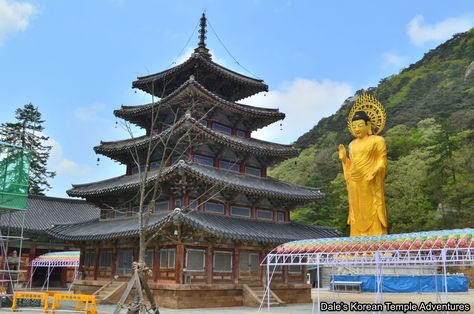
left=3, top=289, right=474, bottom=313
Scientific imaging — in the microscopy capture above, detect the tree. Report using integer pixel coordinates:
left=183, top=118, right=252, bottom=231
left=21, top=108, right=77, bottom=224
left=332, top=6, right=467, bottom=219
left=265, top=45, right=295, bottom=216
left=112, top=85, right=237, bottom=314
left=0, top=103, right=56, bottom=195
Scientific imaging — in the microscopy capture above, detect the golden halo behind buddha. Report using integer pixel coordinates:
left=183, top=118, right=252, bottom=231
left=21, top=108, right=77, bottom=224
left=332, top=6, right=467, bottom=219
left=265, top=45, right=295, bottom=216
left=348, top=93, right=386, bottom=137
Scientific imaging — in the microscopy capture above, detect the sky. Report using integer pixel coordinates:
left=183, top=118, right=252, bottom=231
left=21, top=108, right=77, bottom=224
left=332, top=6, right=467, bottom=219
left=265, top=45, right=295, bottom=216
left=0, top=0, right=473, bottom=197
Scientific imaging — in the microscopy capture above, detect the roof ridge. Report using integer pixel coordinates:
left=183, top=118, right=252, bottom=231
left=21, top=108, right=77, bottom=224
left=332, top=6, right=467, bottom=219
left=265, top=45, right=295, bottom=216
left=28, top=194, right=89, bottom=203
left=117, top=79, right=282, bottom=116
left=135, top=53, right=266, bottom=84
left=67, top=160, right=324, bottom=200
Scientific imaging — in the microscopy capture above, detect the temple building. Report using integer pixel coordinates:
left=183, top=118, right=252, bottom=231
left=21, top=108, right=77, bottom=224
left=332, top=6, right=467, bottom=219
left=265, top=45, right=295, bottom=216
left=0, top=195, right=99, bottom=288
left=51, top=14, right=339, bottom=308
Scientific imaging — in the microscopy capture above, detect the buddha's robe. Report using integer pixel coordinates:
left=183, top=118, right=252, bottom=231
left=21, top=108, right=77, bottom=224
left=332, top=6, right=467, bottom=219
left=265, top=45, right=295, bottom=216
left=341, top=135, right=388, bottom=236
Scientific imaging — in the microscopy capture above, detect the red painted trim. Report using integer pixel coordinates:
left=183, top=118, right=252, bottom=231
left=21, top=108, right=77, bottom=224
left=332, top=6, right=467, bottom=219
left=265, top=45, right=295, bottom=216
left=169, top=196, right=173, bottom=211
left=175, top=244, right=184, bottom=284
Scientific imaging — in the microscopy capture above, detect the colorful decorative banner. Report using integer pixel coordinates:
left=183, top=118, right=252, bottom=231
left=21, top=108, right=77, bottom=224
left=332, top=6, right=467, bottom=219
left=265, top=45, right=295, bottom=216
left=275, top=229, right=474, bottom=254
left=32, top=251, right=80, bottom=267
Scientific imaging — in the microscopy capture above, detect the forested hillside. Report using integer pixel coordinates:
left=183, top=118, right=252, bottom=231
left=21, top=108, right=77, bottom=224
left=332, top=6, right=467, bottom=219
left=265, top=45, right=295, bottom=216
left=270, top=29, right=474, bottom=235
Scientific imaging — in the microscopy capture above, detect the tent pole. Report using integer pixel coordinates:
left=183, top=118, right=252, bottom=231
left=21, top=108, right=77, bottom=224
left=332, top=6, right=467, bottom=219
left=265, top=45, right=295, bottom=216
left=69, top=266, right=78, bottom=292
left=28, top=265, right=34, bottom=289
left=434, top=264, right=439, bottom=303
left=442, top=249, right=449, bottom=314
left=46, top=265, right=50, bottom=291
left=316, top=254, right=321, bottom=314
left=266, top=261, right=270, bottom=312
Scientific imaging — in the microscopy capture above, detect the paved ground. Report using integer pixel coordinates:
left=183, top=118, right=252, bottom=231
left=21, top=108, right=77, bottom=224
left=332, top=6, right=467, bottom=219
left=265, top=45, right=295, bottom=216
left=3, top=289, right=474, bottom=313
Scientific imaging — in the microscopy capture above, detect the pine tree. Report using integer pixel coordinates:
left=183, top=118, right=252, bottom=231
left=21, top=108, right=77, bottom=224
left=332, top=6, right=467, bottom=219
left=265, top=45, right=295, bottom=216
left=0, top=103, right=56, bottom=195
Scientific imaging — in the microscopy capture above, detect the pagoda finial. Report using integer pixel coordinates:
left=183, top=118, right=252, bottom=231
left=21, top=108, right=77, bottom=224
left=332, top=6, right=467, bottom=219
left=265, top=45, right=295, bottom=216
left=195, top=12, right=212, bottom=59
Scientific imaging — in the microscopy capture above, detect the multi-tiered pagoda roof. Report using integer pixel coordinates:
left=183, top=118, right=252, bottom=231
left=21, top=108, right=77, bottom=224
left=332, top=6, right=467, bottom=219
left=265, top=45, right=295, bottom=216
left=64, top=13, right=338, bottom=243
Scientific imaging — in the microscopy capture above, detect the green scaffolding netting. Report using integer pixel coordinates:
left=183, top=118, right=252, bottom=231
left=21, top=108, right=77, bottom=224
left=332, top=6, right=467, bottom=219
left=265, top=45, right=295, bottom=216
left=0, top=143, right=31, bottom=211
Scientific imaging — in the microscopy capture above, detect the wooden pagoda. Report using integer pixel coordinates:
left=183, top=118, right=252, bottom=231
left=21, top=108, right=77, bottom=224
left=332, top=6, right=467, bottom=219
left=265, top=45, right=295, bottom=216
left=52, top=14, right=339, bottom=308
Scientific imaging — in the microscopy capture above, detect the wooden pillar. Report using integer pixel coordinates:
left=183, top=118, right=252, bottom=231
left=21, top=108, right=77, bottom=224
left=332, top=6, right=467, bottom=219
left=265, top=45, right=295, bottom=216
left=93, top=246, right=100, bottom=280
left=175, top=244, right=184, bottom=284
left=259, top=251, right=265, bottom=284
left=251, top=207, right=256, bottom=219
left=27, top=241, right=36, bottom=282
left=111, top=246, right=117, bottom=276
left=133, top=243, right=139, bottom=262
left=79, top=246, right=85, bottom=278
left=153, top=245, right=160, bottom=282
left=60, top=246, right=69, bottom=287
left=233, top=248, right=240, bottom=284
left=224, top=202, right=230, bottom=216
left=183, top=194, right=189, bottom=208
left=283, top=266, right=289, bottom=284
left=206, top=246, right=213, bottom=284
left=302, top=265, right=308, bottom=284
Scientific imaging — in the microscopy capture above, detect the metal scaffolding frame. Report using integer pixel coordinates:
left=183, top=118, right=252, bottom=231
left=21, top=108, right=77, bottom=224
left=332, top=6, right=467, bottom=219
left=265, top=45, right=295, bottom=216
left=0, top=142, right=31, bottom=306
left=261, top=240, right=474, bottom=314
left=0, top=209, right=26, bottom=305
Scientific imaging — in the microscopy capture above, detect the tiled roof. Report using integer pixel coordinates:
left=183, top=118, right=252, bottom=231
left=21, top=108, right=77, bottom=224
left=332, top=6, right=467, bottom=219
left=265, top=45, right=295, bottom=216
left=48, top=212, right=170, bottom=241
left=67, top=161, right=324, bottom=201
left=0, top=195, right=100, bottom=233
left=115, top=78, right=283, bottom=130
left=48, top=209, right=340, bottom=243
left=94, top=114, right=298, bottom=164
left=132, top=53, right=268, bottom=101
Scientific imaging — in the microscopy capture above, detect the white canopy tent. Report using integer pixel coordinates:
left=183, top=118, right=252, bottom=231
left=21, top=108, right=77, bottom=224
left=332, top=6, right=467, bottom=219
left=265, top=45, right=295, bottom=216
left=261, top=229, right=474, bottom=314
left=27, top=251, right=80, bottom=291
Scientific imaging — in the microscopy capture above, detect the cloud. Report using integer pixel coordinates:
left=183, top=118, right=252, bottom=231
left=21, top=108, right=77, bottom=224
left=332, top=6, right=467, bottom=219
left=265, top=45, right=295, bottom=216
left=407, top=14, right=474, bottom=46
left=73, top=102, right=107, bottom=122
left=46, top=136, right=90, bottom=177
left=382, top=52, right=407, bottom=69
left=0, top=0, right=36, bottom=44
left=243, top=78, right=353, bottom=143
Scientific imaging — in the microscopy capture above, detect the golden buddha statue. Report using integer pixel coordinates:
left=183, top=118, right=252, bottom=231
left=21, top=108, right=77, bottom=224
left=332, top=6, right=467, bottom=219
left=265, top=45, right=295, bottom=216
left=338, top=94, right=388, bottom=236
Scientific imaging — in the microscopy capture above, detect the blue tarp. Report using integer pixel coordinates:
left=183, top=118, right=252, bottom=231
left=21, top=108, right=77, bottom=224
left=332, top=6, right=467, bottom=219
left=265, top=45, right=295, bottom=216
left=333, top=275, right=468, bottom=292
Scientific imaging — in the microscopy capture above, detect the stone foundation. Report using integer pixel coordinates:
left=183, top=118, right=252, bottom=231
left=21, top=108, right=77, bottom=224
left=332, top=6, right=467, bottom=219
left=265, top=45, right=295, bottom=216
left=271, top=283, right=311, bottom=304
left=74, top=280, right=311, bottom=308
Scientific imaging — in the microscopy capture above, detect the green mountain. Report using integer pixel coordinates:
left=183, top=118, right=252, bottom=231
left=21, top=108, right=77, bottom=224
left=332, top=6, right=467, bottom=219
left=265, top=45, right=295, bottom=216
left=270, top=29, right=474, bottom=235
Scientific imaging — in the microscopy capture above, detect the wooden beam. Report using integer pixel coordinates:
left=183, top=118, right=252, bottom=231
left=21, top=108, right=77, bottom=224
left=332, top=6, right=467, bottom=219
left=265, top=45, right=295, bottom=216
left=153, top=245, right=159, bottom=282
left=175, top=244, right=184, bottom=284
left=94, top=246, right=100, bottom=280
left=283, top=265, right=288, bottom=284
left=111, top=246, right=117, bottom=276
left=79, top=246, right=85, bottom=279
left=26, top=241, right=36, bottom=282
left=206, top=246, right=213, bottom=284
left=233, top=248, right=240, bottom=284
